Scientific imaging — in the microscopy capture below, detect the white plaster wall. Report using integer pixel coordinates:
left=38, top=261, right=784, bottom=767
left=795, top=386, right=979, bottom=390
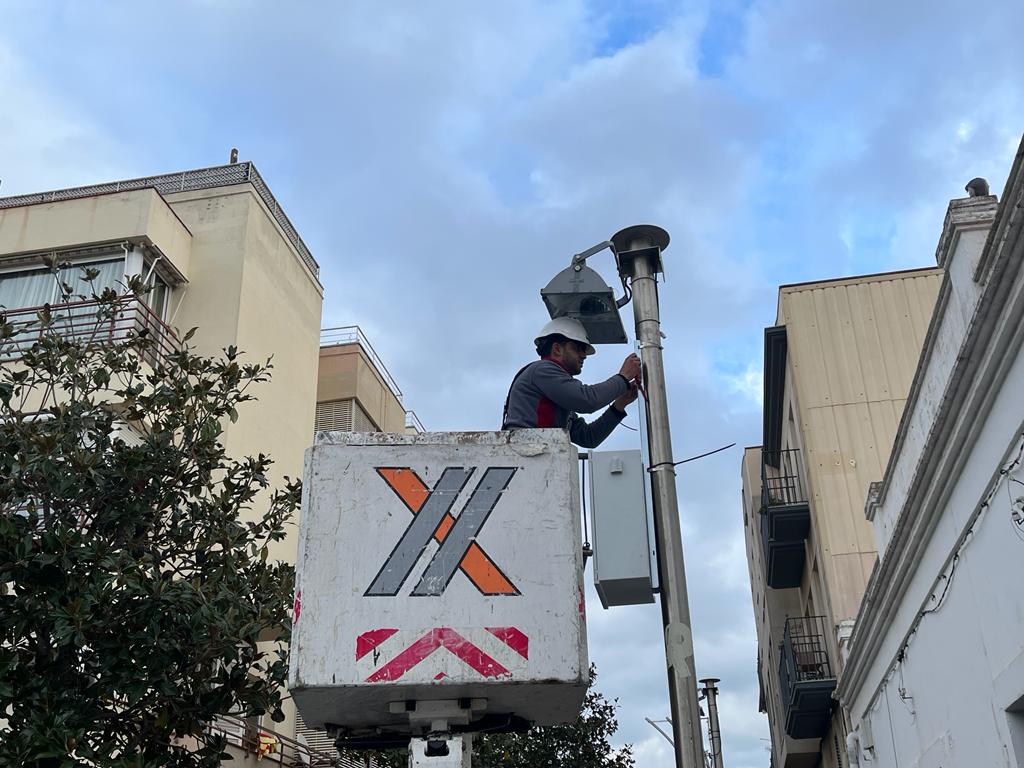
left=872, top=227, right=987, bottom=556
left=851, top=313, right=1024, bottom=767
left=844, top=187, right=1024, bottom=766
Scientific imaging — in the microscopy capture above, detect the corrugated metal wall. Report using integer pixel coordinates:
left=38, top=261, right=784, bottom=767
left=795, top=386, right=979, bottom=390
left=780, top=269, right=942, bottom=623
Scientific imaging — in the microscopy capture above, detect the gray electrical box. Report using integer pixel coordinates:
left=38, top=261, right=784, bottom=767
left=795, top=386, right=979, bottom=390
left=588, top=449, right=655, bottom=608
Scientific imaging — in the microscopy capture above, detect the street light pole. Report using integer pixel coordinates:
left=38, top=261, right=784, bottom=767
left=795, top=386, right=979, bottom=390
left=700, top=678, right=725, bottom=768
left=613, top=225, right=705, bottom=768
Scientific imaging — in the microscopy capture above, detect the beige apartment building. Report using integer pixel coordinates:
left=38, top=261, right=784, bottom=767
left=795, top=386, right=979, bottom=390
left=317, top=325, right=422, bottom=435
left=0, top=163, right=415, bottom=766
left=741, top=267, right=942, bottom=767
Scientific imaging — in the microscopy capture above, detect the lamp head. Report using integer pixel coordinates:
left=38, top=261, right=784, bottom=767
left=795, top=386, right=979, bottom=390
left=540, top=264, right=628, bottom=345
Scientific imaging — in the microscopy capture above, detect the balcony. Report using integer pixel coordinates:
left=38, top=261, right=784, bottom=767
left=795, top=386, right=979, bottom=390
left=778, top=616, right=836, bottom=739
left=210, top=714, right=345, bottom=767
left=1, top=296, right=179, bottom=368
left=760, top=448, right=810, bottom=588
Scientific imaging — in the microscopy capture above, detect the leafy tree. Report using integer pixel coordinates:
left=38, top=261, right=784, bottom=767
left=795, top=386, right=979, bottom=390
left=0, top=273, right=298, bottom=767
left=366, top=667, right=634, bottom=768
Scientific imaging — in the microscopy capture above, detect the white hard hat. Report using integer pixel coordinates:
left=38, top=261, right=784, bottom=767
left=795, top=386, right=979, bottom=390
left=534, top=317, right=596, bottom=355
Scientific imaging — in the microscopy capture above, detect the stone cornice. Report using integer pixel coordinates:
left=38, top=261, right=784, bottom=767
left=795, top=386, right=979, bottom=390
left=934, top=194, right=998, bottom=269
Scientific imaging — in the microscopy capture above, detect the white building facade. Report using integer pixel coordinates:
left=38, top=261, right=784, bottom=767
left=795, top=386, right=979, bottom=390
left=838, top=141, right=1024, bottom=767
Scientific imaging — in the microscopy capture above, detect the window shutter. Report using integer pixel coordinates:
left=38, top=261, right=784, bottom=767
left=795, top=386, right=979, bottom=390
left=315, top=399, right=354, bottom=432
left=294, top=712, right=368, bottom=767
left=352, top=400, right=376, bottom=432
left=315, top=399, right=379, bottom=433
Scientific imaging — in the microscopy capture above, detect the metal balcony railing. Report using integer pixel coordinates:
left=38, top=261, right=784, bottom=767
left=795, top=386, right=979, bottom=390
left=777, top=615, right=836, bottom=739
left=761, top=448, right=808, bottom=510
left=759, top=449, right=810, bottom=588
left=210, top=714, right=350, bottom=767
left=0, top=296, right=179, bottom=368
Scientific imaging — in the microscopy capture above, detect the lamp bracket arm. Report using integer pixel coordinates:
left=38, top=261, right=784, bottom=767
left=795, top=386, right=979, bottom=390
left=570, top=240, right=616, bottom=270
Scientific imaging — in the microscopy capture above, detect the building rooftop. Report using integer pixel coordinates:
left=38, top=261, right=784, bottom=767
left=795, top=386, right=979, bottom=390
left=778, top=265, right=941, bottom=293
left=0, top=162, right=319, bottom=277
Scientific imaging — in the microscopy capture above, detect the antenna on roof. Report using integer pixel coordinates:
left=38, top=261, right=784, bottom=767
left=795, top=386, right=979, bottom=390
left=229, top=148, right=239, bottom=165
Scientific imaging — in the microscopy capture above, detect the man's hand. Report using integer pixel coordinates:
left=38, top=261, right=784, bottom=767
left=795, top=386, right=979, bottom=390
left=619, top=353, right=641, bottom=383
left=613, top=383, right=639, bottom=413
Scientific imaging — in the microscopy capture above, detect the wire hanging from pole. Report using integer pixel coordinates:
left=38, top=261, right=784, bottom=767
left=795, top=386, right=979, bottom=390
left=648, top=443, right=736, bottom=473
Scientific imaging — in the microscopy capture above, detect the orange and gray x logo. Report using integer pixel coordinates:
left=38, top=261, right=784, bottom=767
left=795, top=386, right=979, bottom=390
left=365, top=467, right=520, bottom=597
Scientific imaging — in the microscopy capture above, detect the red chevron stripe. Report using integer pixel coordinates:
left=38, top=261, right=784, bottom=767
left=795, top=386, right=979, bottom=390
left=364, top=628, right=511, bottom=682
left=485, top=626, right=529, bottom=659
left=356, top=628, right=399, bottom=661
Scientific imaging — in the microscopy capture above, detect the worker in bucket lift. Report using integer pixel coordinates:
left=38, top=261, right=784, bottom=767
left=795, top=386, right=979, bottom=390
left=502, top=317, right=641, bottom=449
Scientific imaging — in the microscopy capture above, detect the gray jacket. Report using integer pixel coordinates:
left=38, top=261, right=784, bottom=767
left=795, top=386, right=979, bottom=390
left=501, top=359, right=629, bottom=448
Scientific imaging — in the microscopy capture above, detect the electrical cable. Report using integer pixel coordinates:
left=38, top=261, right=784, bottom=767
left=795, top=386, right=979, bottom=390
left=876, top=427, right=1024, bottom=718
left=648, top=442, right=736, bottom=473
left=920, top=552, right=960, bottom=616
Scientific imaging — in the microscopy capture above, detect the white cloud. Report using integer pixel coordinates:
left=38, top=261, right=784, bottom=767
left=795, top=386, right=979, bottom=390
left=1, top=3, right=1023, bottom=767
left=0, top=42, right=125, bottom=194
left=632, top=732, right=675, bottom=768
left=723, top=359, right=763, bottom=410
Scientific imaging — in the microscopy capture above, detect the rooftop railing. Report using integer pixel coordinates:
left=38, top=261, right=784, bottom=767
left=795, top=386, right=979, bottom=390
left=404, top=410, right=425, bottom=432
left=0, top=162, right=320, bottom=278
left=0, top=296, right=179, bottom=368
left=320, top=325, right=404, bottom=404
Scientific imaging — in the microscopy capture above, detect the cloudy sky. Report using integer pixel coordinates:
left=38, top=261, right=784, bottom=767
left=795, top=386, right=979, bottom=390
left=2, top=2, right=1023, bottom=765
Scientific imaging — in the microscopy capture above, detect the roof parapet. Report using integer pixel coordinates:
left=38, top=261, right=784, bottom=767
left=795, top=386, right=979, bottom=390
left=934, top=192, right=998, bottom=271
left=0, top=162, right=319, bottom=278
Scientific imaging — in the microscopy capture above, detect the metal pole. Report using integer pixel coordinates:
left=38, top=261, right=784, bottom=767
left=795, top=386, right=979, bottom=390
left=645, top=716, right=677, bottom=748
left=614, top=225, right=705, bottom=768
left=700, top=678, right=724, bottom=768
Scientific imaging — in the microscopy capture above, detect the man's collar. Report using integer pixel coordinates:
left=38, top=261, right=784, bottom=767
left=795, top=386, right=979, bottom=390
left=542, top=355, right=572, bottom=374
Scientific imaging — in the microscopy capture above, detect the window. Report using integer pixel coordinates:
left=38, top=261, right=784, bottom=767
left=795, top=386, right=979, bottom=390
left=142, top=260, right=170, bottom=321
left=0, top=267, right=55, bottom=310
left=0, top=257, right=126, bottom=311
left=0, top=246, right=177, bottom=315
left=60, top=258, right=124, bottom=299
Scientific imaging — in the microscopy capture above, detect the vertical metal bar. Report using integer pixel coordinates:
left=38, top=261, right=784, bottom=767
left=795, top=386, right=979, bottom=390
left=621, top=236, right=705, bottom=768
left=700, top=679, right=725, bottom=768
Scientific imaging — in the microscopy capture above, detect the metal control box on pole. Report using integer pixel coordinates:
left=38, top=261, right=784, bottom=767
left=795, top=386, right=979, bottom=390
left=612, top=225, right=706, bottom=768
left=587, top=449, right=655, bottom=608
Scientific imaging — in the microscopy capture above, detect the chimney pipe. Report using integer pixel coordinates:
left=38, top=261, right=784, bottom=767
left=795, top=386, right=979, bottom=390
left=965, top=177, right=989, bottom=197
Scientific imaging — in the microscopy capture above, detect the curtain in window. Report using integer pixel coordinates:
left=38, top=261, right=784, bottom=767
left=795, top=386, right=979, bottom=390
left=51, top=260, right=126, bottom=338
left=60, top=259, right=124, bottom=299
left=0, top=268, right=56, bottom=310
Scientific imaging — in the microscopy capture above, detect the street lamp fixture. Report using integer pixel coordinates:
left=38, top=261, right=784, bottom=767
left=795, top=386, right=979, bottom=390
left=540, top=224, right=705, bottom=768
left=540, top=236, right=643, bottom=345
left=540, top=261, right=628, bottom=344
